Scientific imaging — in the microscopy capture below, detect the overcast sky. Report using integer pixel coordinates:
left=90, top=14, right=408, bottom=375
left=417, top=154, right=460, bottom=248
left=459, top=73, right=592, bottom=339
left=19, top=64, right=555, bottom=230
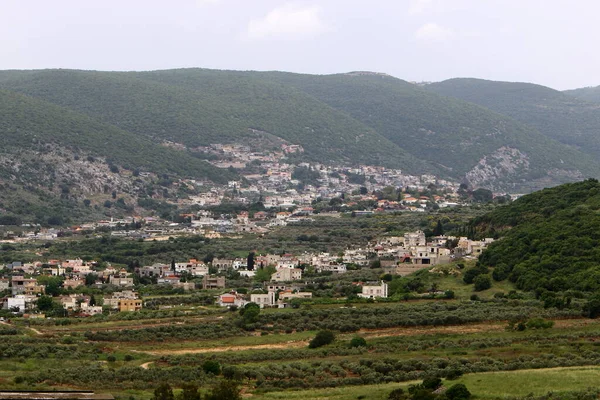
left=1, top=0, right=599, bottom=90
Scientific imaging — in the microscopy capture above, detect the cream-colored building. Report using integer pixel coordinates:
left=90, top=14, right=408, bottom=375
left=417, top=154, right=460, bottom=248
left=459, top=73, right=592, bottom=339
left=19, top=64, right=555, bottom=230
left=271, top=268, right=302, bottom=282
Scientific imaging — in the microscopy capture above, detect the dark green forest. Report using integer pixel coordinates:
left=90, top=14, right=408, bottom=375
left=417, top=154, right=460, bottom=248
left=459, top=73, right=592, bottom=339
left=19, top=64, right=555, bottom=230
left=1, top=68, right=599, bottom=190
left=473, top=179, right=600, bottom=293
left=426, top=78, right=600, bottom=160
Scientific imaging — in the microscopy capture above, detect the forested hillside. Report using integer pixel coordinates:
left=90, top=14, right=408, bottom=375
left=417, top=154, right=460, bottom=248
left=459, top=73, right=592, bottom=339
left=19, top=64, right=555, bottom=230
left=0, top=89, right=238, bottom=224
left=0, top=69, right=425, bottom=172
left=426, top=78, right=600, bottom=160
left=474, top=179, right=600, bottom=292
left=1, top=68, right=600, bottom=192
left=0, top=89, right=233, bottom=181
left=254, top=71, right=600, bottom=190
left=564, top=85, right=600, bottom=104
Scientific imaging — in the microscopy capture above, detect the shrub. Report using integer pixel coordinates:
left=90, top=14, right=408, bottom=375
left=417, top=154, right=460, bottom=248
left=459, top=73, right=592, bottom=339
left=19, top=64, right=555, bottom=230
left=205, top=380, right=241, bottom=400
left=202, top=360, right=221, bottom=375
left=445, top=383, right=471, bottom=400
left=152, top=383, right=174, bottom=400
left=422, top=377, right=442, bottom=390
left=526, top=318, right=554, bottom=329
left=124, top=354, right=134, bottom=361
left=474, top=275, right=492, bottom=291
left=106, top=355, right=116, bottom=362
left=179, top=383, right=200, bottom=400
left=387, top=388, right=406, bottom=400
left=309, top=330, right=335, bottom=349
left=445, top=368, right=463, bottom=380
left=350, top=336, right=367, bottom=348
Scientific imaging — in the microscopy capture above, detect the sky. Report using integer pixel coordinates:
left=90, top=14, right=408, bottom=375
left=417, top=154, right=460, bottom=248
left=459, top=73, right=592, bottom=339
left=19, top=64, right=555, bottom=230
left=1, top=0, right=599, bottom=90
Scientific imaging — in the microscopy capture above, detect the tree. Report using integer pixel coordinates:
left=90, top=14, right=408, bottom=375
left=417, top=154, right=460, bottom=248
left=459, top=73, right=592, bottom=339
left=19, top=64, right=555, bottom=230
left=349, top=336, right=367, bottom=348
left=239, top=302, right=260, bottom=325
left=445, top=383, right=471, bottom=400
left=254, top=266, right=276, bottom=282
left=36, top=296, right=54, bottom=312
left=247, top=252, right=255, bottom=271
left=584, top=295, right=600, bottom=318
left=309, top=330, right=335, bottom=348
left=178, top=383, right=200, bottom=400
left=85, top=273, right=98, bottom=286
left=472, top=188, right=493, bottom=203
left=202, top=360, right=221, bottom=375
left=89, top=295, right=97, bottom=307
left=171, top=259, right=176, bottom=273
left=387, top=388, right=406, bottom=400
left=422, top=377, right=442, bottom=390
left=205, top=380, right=241, bottom=400
left=474, top=274, right=492, bottom=291
left=433, top=220, right=444, bottom=236
left=152, top=383, right=174, bottom=400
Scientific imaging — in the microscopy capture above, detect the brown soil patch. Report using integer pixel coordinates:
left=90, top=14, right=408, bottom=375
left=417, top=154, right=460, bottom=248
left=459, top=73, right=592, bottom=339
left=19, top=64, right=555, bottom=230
left=140, top=340, right=309, bottom=355
left=357, top=322, right=505, bottom=339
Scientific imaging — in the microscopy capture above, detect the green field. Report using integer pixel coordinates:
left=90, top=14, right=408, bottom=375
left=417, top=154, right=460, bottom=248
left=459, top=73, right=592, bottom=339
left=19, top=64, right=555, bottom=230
left=253, top=367, right=600, bottom=399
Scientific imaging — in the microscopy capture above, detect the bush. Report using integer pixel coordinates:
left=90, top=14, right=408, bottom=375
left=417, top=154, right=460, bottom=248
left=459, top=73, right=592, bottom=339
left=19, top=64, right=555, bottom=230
left=444, top=290, right=455, bottom=299
left=202, top=360, right=221, bottom=375
left=445, top=383, right=471, bottom=400
left=422, top=377, right=442, bottom=390
left=205, top=380, right=241, bottom=400
left=106, top=355, right=116, bottom=362
left=309, top=330, right=335, bottom=349
left=350, top=336, right=367, bottom=348
left=445, top=368, right=463, bottom=380
left=474, top=275, right=492, bottom=291
left=387, top=388, right=406, bottom=400
left=152, top=383, right=174, bottom=400
left=526, top=318, right=554, bottom=329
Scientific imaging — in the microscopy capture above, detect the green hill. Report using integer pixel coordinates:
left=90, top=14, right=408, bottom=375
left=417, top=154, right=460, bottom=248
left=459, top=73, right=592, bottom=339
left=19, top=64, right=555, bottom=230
left=0, top=89, right=232, bottom=182
left=564, top=85, right=600, bottom=104
left=253, top=71, right=600, bottom=190
left=426, top=78, right=600, bottom=160
left=1, top=68, right=599, bottom=191
left=0, top=89, right=237, bottom=224
left=473, top=179, right=600, bottom=293
left=0, top=69, right=426, bottom=172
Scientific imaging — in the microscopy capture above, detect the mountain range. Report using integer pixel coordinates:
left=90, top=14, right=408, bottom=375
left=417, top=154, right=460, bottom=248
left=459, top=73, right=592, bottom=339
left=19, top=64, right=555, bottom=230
left=2, top=68, right=600, bottom=222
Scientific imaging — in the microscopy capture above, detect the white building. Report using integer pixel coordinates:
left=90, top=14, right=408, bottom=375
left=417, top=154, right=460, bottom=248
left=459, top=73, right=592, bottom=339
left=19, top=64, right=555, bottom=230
left=271, top=268, right=302, bottom=282
left=358, top=281, right=388, bottom=299
left=250, top=292, right=276, bottom=308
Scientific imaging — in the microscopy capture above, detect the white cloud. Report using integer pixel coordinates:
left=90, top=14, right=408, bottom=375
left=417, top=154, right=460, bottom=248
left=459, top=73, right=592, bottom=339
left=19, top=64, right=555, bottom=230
left=408, top=0, right=433, bottom=15
left=414, top=22, right=454, bottom=42
left=245, top=4, right=329, bottom=40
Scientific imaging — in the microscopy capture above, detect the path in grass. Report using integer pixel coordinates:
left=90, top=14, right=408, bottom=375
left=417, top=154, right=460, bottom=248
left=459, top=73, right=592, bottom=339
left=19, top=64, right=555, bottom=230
left=141, top=340, right=310, bottom=355
left=137, top=321, right=506, bottom=355
left=0, top=320, right=42, bottom=335
left=139, top=362, right=153, bottom=369
left=132, top=317, right=598, bottom=355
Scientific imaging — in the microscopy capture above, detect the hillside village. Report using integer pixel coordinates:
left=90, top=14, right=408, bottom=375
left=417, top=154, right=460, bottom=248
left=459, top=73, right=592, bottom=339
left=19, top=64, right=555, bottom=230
left=0, top=230, right=493, bottom=316
left=0, top=142, right=512, bottom=243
